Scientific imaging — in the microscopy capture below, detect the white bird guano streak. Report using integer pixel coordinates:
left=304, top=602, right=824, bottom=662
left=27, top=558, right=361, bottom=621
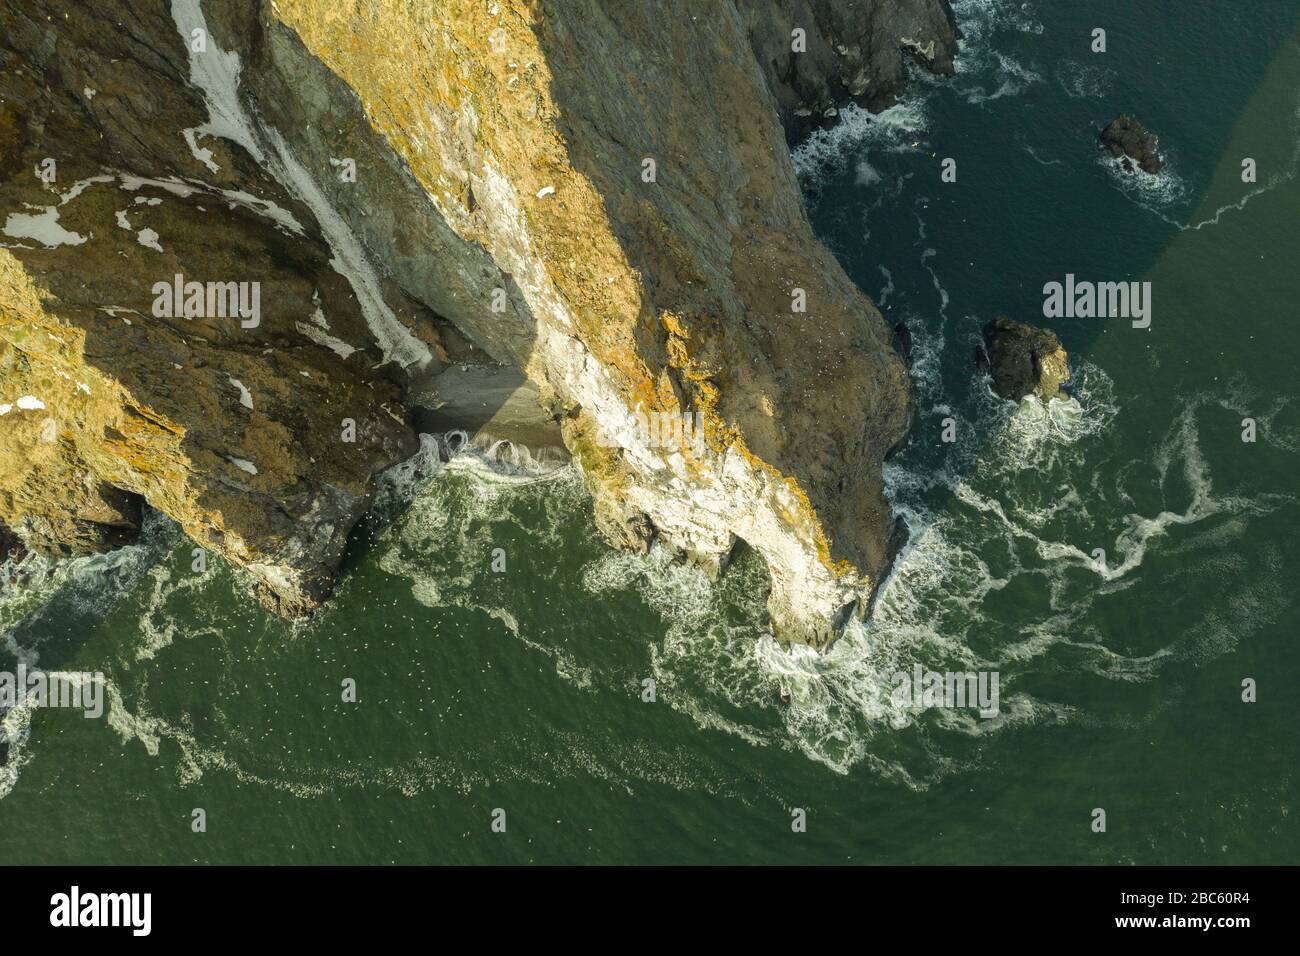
left=169, top=0, right=431, bottom=371
left=461, top=154, right=862, bottom=643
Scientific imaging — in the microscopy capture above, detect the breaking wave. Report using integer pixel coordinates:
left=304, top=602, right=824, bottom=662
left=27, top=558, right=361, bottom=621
left=0, top=510, right=180, bottom=800
left=631, top=373, right=1286, bottom=779
left=1099, top=151, right=1191, bottom=210
left=791, top=0, right=1045, bottom=185
left=2, top=372, right=1288, bottom=800
left=946, top=0, right=1043, bottom=104
left=793, top=97, right=929, bottom=185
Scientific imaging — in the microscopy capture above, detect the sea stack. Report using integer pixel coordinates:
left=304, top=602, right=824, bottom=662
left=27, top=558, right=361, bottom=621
left=978, top=318, right=1070, bottom=402
left=1099, top=114, right=1163, bottom=174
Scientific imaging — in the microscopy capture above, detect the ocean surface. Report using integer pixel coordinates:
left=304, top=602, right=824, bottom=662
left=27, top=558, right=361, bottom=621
left=3, top=0, right=1298, bottom=864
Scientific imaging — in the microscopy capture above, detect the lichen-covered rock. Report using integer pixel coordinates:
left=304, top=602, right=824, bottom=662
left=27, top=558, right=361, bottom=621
left=978, top=317, right=1070, bottom=403
left=1, top=0, right=956, bottom=647
left=0, top=0, right=420, bottom=614
left=1099, top=114, right=1162, bottom=175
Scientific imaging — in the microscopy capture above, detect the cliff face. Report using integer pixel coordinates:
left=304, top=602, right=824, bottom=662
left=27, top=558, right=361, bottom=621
left=0, top=0, right=956, bottom=646
left=0, top=0, right=422, bottom=613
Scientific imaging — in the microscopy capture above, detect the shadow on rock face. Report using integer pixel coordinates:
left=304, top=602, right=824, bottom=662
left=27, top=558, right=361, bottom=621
left=977, top=317, right=1070, bottom=403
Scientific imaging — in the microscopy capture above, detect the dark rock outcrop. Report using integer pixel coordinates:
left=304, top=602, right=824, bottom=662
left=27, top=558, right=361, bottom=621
left=0, top=519, right=24, bottom=564
left=1099, top=114, right=1162, bottom=175
left=891, top=322, right=914, bottom=366
left=978, top=318, right=1070, bottom=402
left=743, top=0, right=960, bottom=143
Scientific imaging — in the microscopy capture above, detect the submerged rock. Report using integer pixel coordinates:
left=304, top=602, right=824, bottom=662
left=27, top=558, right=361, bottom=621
left=1099, top=114, right=1162, bottom=175
left=978, top=318, right=1070, bottom=402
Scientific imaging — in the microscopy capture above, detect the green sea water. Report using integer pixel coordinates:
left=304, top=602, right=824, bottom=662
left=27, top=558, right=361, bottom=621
left=2, top=0, right=1298, bottom=864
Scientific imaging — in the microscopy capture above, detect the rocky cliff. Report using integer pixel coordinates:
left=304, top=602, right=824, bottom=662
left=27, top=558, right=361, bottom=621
left=0, top=0, right=957, bottom=647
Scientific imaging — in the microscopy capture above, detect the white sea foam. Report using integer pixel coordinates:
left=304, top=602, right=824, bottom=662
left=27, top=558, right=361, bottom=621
left=0, top=513, right=180, bottom=800
left=946, top=0, right=1043, bottom=104
left=855, top=160, right=883, bottom=186
left=1099, top=151, right=1189, bottom=210
left=1107, top=79, right=1300, bottom=231
left=876, top=265, right=895, bottom=306
left=600, top=361, right=1284, bottom=780
left=958, top=51, right=1043, bottom=105
left=371, top=432, right=584, bottom=690
left=951, top=0, right=1043, bottom=56
left=1055, top=59, right=1115, bottom=100
left=2, top=381, right=1284, bottom=797
left=793, top=98, right=928, bottom=184
left=919, top=242, right=950, bottom=325
left=899, top=310, right=943, bottom=402
left=1020, top=141, right=1065, bottom=167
